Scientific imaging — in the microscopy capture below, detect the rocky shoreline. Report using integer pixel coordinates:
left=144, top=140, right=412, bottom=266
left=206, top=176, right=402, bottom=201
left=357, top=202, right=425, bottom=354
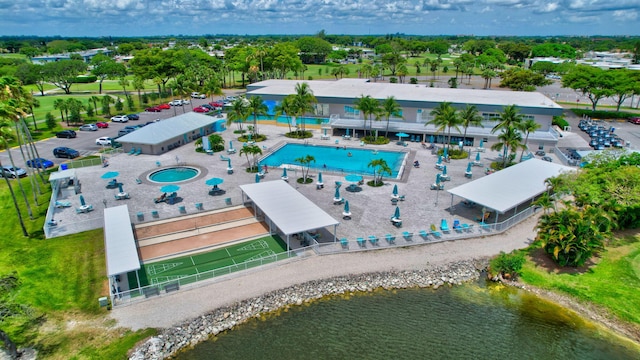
left=129, top=259, right=485, bottom=360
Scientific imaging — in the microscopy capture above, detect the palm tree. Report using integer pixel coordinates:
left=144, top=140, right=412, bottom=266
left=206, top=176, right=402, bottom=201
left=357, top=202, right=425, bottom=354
left=492, top=104, right=523, bottom=134
left=458, top=105, right=483, bottom=151
left=491, top=126, right=524, bottom=168
left=354, top=95, right=380, bottom=139
left=227, top=98, right=249, bottom=132
left=518, top=119, right=541, bottom=162
left=290, top=82, right=317, bottom=135
left=368, top=158, right=391, bottom=185
left=132, top=77, right=145, bottom=105
left=101, top=95, right=114, bottom=117
left=380, top=96, right=402, bottom=138
left=247, top=95, right=267, bottom=137
left=427, top=102, right=462, bottom=151
left=294, top=154, right=315, bottom=182
left=89, top=96, right=100, bottom=115
left=275, top=95, right=296, bottom=134
left=53, top=98, right=67, bottom=123
left=239, top=144, right=262, bottom=170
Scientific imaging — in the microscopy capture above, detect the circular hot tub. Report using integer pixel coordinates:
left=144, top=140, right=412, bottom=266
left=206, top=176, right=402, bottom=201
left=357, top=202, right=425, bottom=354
left=147, top=166, right=201, bottom=183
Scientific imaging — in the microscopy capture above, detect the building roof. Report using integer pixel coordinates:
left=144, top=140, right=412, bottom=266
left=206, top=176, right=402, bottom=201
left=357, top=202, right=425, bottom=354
left=239, top=180, right=339, bottom=236
left=447, top=159, right=575, bottom=214
left=247, top=79, right=562, bottom=110
left=104, top=205, right=140, bottom=276
left=117, top=112, right=217, bottom=145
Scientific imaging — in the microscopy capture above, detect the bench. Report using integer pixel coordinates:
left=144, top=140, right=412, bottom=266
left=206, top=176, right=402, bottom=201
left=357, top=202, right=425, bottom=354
left=164, top=282, right=180, bottom=293
left=143, top=287, right=160, bottom=298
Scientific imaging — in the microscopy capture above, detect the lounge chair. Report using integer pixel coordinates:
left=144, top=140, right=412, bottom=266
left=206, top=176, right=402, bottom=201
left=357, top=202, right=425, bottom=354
left=106, top=179, right=118, bottom=189
left=356, top=237, right=365, bottom=247
left=225, top=197, right=232, bottom=206
left=136, top=212, right=144, bottom=221
left=55, top=200, right=71, bottom=208
left=134, top=148, right=142, bottom=156
left=462, top=223, right=471, bottom=232
left=440, top=219, right=451, bottom=234
left=368, top=235, right=379, bottom=245
left=340, top=238, right=349, bottom=248
left=151, top=210, right=159, bottom=218
left=195, top=203, right=203, bottom=211
left=479, top=222, right=491, bottom=231
left=156, top=161, right=161, bottom=167
left=128, top=148, right=136, bottom=155
left=178, top=205, right=186, bottom=214
left=430, top=224, right=442, bottom=238
left=385, top=234, right=396, bottom=244
left=452, top=219, right=463, bottom=233
left=419, top=230, right=429, bottom=240
left=402, top=231, right=413, bottom=241
left=135, top=178, right=142, bottom=184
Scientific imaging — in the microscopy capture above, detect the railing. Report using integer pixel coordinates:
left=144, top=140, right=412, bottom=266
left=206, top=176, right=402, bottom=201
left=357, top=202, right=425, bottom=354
left=130, top=195, right=245, bottom=224
left=112, top=247, right=311, bottom=307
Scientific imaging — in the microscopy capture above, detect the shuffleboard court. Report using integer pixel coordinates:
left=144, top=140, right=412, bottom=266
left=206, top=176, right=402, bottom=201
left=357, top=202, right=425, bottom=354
left=129, top=235, right=288, bottom=287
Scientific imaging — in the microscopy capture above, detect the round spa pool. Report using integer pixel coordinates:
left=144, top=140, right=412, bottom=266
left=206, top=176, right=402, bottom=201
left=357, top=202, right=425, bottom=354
left=148, top=166, right=200, bottom=183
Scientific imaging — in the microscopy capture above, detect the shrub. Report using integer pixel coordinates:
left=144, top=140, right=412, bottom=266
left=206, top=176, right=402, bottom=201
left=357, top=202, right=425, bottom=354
left=570, top=109, right=635, bottom=120
left=490, top=251, right=525, bottom=280
left=552, top=115, right=569, bottom=129
left=284, top=130, right=313, bottom=139
left=45, top=112, right=56, bottom=130
left=73, top=75, right=97, bottom=83
left=409, top=77, right=418, bottom=84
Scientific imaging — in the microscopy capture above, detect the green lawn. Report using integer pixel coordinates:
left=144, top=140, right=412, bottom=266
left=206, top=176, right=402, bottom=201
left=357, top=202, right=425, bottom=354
left=130, top=236, right=288, bottom=288
left=520, top=234, right=640, bottom=325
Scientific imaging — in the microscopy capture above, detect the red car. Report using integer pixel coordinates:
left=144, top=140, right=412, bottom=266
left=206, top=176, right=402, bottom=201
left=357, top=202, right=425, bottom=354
left=96, top=121, right=109, bottom=128
left=209, top=101, right=224, bottom=108
left=145, top=106, right=162, bottom=112
left=157, top=103, right=171, bottom=110
left=193, top=106, right=209, bottom=113
left=628, top=117, right=640, bottom=125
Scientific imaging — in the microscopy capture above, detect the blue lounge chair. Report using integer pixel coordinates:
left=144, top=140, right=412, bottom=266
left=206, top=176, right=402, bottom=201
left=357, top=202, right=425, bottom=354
left=368, top=235, right=379, bottom=245
left=440, top=219, right=451, bottom=234
left=402, top=231, right=413, bottom=241
left=419, top=230, right=429, bottom=240
left=55, top=200, right=71, bottom=208
left=430, top=224, right=442, bottom=238
left=225, top=197, right=232, bottom=206
left=135, top=178, right=142, bottom=184
left=151, top=210, right=159, bottom=218
left=357, top=237, right=365, bottom=247
left=156, top=161, right=162, bottom=167
left=178, top=205, right=186, bottom=214
left=128, top=148, right=136, bottom=155
left=340, top=238, right=349, bottom=248
left=134, top=148, right=142, bottom=156
left=195, top=203, right=203, bottom=211
left=136, top=212, right=144, bottom=221
left=385, top=234, right=396, bottom=244
left=453, top=219, right=463, bottom=233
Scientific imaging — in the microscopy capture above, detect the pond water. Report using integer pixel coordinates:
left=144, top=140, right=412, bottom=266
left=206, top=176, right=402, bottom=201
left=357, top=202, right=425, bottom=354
left=174, top=282, right=639, bottom=359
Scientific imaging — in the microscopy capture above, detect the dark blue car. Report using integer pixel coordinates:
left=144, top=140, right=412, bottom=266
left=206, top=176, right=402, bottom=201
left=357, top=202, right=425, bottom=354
left=26, top=158, right=54, bottom=169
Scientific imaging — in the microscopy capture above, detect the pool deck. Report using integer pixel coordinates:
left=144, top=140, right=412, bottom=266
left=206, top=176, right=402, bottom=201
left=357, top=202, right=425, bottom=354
left=46, top=121, right=570, bottom=244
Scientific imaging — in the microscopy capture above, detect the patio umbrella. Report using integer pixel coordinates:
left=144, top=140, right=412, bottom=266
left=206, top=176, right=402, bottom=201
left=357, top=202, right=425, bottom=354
left=392, top=184, right=398, bottom=197
left=317, top=172, right=323, bottom=184
left=101, top=171, right=119, bottom=179
left=334, top=187, right=341, bottom=201
left=282, top=167, right=288, bottom=178
left=478, top=139, right=484, bottom=148
left=345, top=128, right=350, bottom=136
left=435, top=173, right=442, bottom=185
left=436, top=155, right=442, bottom=165
left=466, top=162, right=472, bottom=173
left=429, top=135, right=435, bottom=144
left=205, top=178, right=224, bottom=187
left=118, top=183, right=124, bottom=193
left=343, top=201, right=351, bottom=216
left=443, top=147, right=448, bottom=158
left=227, top=158, right=232, bottom=169
left=229, top=140, right=234, bottom=151
left=442, top=165, right=448, bottom=176
left=258, top=163, right=263, bottom=174
left=161, top=184, right=180, bottom=193
left=255, top=173, right=261, bottom=183
left=393, top=206, right=400, bottom=220
left=79, top=195, right=86, bottom=206
left=396, top=132, right=409, bottom=141
left=476, top=152, right=481, bottom=162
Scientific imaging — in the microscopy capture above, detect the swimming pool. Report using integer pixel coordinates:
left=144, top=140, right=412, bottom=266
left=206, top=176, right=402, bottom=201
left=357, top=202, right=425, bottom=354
left=148, top=166, right=201, bottom=183
left=260, top=143, right=407, bottom=178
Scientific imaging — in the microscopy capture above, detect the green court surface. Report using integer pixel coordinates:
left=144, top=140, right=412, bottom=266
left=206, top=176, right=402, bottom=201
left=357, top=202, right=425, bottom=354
left=128, top=236, right=289, bottom=288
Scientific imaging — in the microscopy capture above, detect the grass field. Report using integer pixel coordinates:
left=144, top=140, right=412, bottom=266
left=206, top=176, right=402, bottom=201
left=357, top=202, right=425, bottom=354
left=129, top=235, right=289, bottom=288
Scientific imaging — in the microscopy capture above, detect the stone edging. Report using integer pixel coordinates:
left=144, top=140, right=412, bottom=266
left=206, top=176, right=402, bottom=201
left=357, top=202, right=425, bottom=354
left=129, top=259, right=487, bottom=359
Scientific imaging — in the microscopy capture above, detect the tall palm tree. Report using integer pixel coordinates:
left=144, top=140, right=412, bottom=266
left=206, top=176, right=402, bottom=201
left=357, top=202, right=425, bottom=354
left=491, top=126, right=523, bottom=168
left=274, top=95, right=296, bottom=134
left=53, top=98, right=67, bottom=123
left=294, top=154, right=315, bottom=182
left=368, top=158, right=391, bottom=185
left=492, top=104, right=523, bottom=134
left=291, top=82, right=317, bottom=135
left=458, top=105, right=483, bottom=151
left=380, top=96, right=402, bottom=138
left=518, top=119, right=542, bottom=162
left=227, top=97, right=249, bottom=132
left=247, top=95, right=267, bottom=137
left=427, top=102, right=462, bottom=151
left=354, top=95, right=380, bottom=139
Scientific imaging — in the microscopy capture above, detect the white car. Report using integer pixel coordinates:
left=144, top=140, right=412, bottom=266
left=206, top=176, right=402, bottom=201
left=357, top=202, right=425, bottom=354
left=181, top=99, right=190, bottom=105
left=191, top=92, right=206, bottom=99
left=110, top=115, right=129, bottom=123
left=169, top=99, right=184, bottom=106
left=96, top=137, right=113, bottom=146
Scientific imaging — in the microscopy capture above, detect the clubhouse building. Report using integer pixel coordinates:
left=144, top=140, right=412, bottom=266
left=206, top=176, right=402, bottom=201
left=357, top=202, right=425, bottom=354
left=246, top=79, right=564, bottom=149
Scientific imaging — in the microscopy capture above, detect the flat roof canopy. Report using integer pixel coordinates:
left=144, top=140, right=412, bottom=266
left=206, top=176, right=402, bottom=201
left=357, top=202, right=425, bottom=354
left=448, top=159, right=575, bottom=214
left=104, top=205, right=140, bottom=276
left=240, top=180, right=339, bottom=235
left=48, top=169, right=76, bottom=182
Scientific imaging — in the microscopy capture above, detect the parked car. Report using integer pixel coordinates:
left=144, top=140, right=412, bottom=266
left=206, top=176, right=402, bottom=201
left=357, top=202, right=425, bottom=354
left=1, top=165, right=27, bottom=178
left=200, top=104, right=215, bottom=110
left=118, top=128, right=135, bottom=137
left=53, top=147, right=79, bottom=159
left=26, top=158, right=54, bottom=169
left=124, top=125, right=143, bottom=131
left=181, top=99, right=190, bottom=105
left=55, top=130, right=76, bottom=138
left=126, top=114, right=140, bottom=120
left=193, top=106, right=209, bottom=113
left=79, top=124, right=98, bottom=131
left=157, top=103, right=171, bottom=110
left=96, top=121, right=109, bottom=128
left=110, top=115, right=129, bottom=123
left=169, top=99, right=184, bottom=106
left=541, top=156, right=553, bottom=162
left=209, top=101, right=224, bottom=108
left=95, top=137, right=113, bottom=146
left=628, top=117, right=640, bottom=125
left=191, top=92, right=206, bottom=99
left=145, top=119, right=160, bottom=126
left=145, top=106, right=162, bottom=112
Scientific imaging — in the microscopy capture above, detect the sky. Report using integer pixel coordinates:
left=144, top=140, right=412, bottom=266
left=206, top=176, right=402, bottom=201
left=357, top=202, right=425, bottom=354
left=0, top=0, right=639, bottom=37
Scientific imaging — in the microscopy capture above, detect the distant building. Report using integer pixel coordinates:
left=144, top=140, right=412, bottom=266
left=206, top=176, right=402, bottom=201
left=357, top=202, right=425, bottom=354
left=31, top=48, right=112, bottom=64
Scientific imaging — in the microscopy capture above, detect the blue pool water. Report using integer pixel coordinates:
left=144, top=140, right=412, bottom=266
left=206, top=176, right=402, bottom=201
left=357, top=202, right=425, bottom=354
left=260, top=143, right=406, bottom=177
left=257, top=115, right=328, bottom=126
left=148, top=167, right=200, bottom=183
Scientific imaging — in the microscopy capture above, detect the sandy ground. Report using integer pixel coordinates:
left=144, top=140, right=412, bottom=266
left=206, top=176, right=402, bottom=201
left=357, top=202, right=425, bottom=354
left=110, top=215, right=539, bottom=330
